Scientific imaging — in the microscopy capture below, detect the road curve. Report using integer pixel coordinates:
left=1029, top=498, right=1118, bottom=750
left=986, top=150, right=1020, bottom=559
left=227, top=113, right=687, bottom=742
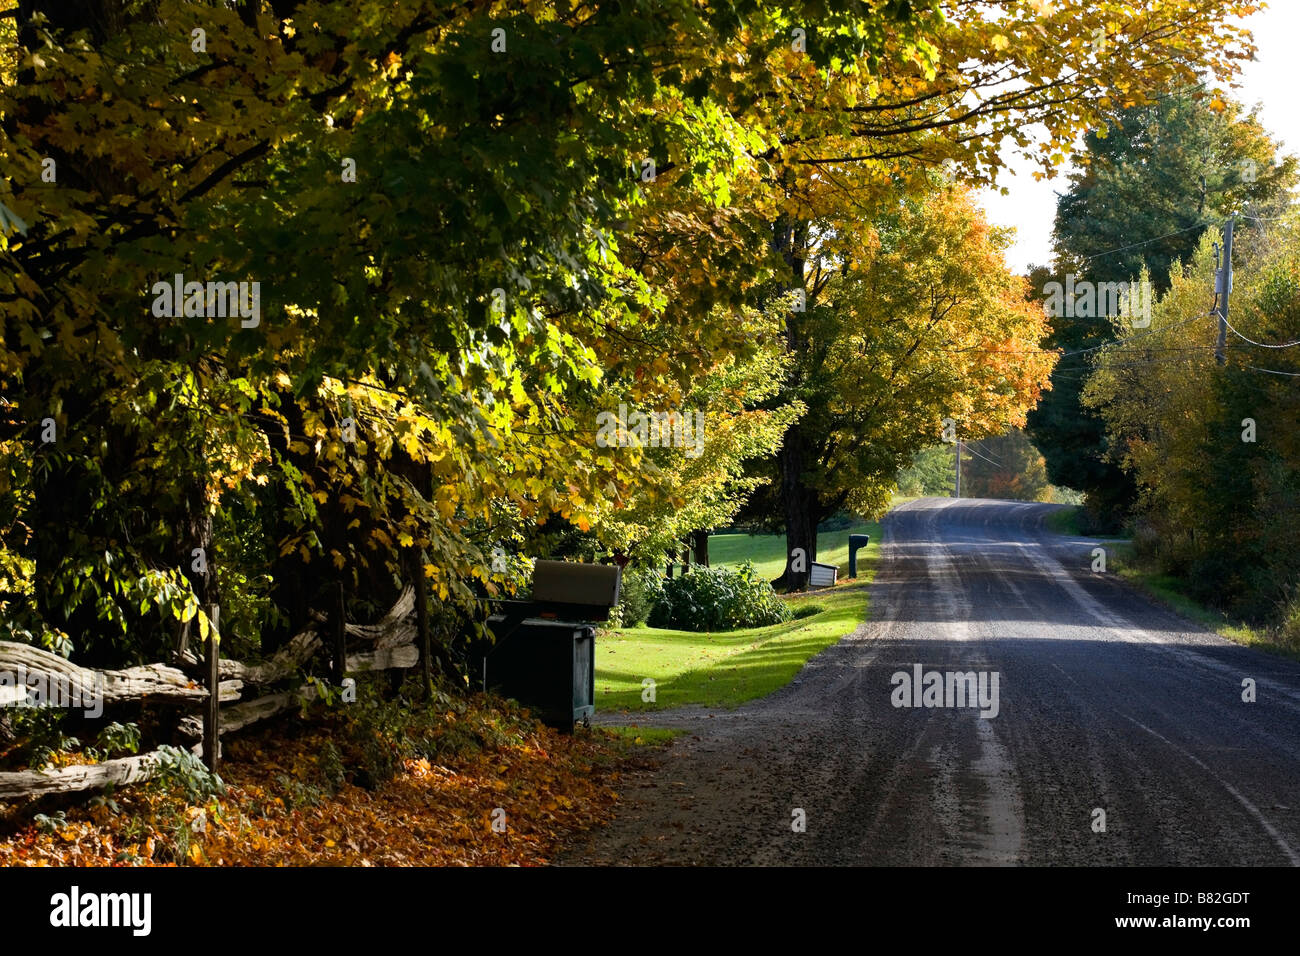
left=558, top=497, right=1300, bottom=866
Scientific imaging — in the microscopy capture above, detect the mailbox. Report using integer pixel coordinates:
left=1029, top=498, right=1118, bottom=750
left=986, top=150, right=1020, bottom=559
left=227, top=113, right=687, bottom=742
left=809, top=561, right=838, bottom=589
left=848, top=534, right=870, bottom=578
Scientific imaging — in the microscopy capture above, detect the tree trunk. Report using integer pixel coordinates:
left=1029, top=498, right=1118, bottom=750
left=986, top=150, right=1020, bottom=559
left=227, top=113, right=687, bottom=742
left=690, top=528, right=710, bottom=567
left=262, top=389, right=314, bottom=653
left=770, top=190, right=819, bottom=592
left=776, top=425, right=819, bottom=592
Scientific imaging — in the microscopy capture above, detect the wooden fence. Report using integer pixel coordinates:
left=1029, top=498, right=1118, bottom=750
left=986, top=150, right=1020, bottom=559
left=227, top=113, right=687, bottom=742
left=0, top=584, right=421, bottom=799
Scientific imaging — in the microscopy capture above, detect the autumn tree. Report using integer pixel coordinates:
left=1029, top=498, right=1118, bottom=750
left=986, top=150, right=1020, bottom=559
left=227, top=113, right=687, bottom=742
left=589, top=309, right=802, bottom=571
left=960, top=429, right=1054, bottom=502
left=1084, top=215, right=1300, bottom=623
left=1026, top=89, right=1298, bottom=528
left=0, top=0, right=930, bottom=661
left=0, top=0, right=1276, bottom=653
left=740, top=186, right=1055, bottom=584
left=720, top=0, right=1261, bottom=588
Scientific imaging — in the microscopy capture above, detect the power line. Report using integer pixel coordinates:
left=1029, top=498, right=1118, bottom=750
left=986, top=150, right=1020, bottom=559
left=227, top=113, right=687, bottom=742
left=1222, top=316, right=1300, bottom=350
left=1244, top=365, right=1300, bottom=378
left=1075, top=221, right=1210, bottom=265
left=963, top=443, right=1005, bottom=468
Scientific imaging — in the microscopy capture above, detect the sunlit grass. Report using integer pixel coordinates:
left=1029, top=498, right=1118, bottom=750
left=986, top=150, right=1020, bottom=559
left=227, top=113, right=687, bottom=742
left=596, top=518, right=881, bottom=711
left=707, top=520, right=882, bottom=582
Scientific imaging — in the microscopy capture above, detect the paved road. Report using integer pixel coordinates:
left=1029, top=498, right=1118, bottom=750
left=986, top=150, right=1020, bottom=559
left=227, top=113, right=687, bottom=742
left=558, top=497, right=1300, bottom=865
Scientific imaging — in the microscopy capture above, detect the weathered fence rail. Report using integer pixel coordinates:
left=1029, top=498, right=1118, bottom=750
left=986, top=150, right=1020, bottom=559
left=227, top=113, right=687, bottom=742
left=0, top=584, right=422, bottom=800
left=0, top=752, right=166, bottom=799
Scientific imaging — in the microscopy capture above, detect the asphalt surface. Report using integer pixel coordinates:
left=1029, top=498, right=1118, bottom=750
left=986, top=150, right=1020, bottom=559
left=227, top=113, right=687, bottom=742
left=558, top=497, right=1300, bottom=866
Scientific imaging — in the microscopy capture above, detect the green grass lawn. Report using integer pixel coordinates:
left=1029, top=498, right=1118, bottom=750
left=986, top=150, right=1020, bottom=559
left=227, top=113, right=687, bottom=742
left=708, top=520, right=883, bottom=581
left=595, top=518, right=882, bottom=712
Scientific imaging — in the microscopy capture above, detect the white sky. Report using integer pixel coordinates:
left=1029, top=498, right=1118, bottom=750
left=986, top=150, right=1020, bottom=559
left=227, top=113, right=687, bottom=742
left=978, top=3, right=1300, bottom=273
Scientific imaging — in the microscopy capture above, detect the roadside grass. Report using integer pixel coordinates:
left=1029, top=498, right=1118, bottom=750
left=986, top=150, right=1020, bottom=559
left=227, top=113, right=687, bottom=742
left=596, top=517, right=883, bottom=712
left=1042, top=504, right=1083, bottom=537
left=1044, top=508, right=1299, bottom=660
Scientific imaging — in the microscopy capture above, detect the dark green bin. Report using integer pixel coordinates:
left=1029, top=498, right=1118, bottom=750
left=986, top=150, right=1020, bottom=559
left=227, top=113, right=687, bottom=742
left=484, top=618, right=595, bottom=730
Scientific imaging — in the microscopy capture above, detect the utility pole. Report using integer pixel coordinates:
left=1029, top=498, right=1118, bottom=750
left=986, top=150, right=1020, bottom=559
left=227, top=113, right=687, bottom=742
left=1215, top=217, right=1235, bottom=366
left=954, top=437, right=962, bottom=499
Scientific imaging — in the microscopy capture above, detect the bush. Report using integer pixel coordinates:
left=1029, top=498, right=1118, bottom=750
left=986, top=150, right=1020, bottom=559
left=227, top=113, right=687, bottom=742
left=611, top=565, right=662, bottom=628
left=151, top=745, right=226, bottom=803
left=648, top=561, right=790, bottom=631
left=1277, top=597, right=1300, bottom=653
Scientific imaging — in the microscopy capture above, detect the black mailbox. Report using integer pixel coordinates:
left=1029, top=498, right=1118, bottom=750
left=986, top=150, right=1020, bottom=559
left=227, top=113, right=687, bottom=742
left=848, top=533, right=870, bottom=578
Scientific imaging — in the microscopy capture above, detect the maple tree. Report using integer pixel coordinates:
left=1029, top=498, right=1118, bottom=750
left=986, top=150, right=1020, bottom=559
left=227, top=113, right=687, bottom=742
left=739, top=184, right=1055, bottom=578
left=0, top=0, right=790, bottom=661
left=588, top=307, right=802, bottom=570
left=719, top=0, right=1261, bottom=588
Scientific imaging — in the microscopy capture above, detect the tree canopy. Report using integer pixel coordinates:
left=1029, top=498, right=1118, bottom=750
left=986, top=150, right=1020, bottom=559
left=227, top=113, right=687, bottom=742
left=1027, top=89, right=1298, bottom=526
left=0, top=0, right=1272, bottom=665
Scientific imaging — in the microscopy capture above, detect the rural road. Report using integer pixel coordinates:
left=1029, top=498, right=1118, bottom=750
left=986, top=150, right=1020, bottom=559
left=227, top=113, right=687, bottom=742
left=558, top=497, right=1300, bottom=866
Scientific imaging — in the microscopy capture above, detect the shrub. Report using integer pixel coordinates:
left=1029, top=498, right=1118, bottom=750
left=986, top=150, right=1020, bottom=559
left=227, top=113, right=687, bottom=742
left=611, top=565, right=662, bottom=628
left=151, top=745, right=226, bottom=803
left=648, top=561, right=790, bottom=631
left=1277, top=597, right=1300, bottom=653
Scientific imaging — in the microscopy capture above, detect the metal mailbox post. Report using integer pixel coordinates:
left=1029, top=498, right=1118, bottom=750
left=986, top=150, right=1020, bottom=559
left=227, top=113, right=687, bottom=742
left=483, top=561, right=620, bottom=731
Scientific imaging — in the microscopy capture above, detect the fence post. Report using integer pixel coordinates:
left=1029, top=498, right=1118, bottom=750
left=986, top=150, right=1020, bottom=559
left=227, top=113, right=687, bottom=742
left=202, top=604, right=220, bottom=771
left=410, top=550, right=434, bottom=698
left=331, top=581, right=347, bottom=688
